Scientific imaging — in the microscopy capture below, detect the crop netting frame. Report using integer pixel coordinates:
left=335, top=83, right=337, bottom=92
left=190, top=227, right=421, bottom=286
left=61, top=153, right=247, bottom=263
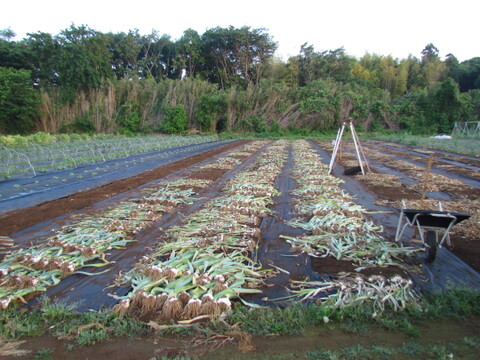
left=452, top=121, right=480, bottom=138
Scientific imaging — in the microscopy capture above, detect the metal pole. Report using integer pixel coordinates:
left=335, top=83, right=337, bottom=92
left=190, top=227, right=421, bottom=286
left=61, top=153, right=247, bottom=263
left=328, top=123, right=345, bottom=174
left=349, top=122, right=365, bottom=175
left=351, top=124, right=370, bottom=173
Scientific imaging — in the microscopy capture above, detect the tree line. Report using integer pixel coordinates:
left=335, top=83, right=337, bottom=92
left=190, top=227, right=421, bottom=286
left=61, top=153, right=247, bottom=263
left=0, top=25, right=479, bottom=135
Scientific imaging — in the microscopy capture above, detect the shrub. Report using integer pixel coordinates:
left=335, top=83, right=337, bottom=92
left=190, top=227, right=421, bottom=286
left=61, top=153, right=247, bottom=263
left=28, top=132, right=56, bottom=144
left=159, top=105, right=188, bottom=134
left=239, top=115, right=268, bottom=133
left=59, top=117, right=96, bottom=134
left=270, top=119, right=281, bottom=133
left=196, top=94, right=227, bottom=132
left=117, top=103, right=141, bottom=136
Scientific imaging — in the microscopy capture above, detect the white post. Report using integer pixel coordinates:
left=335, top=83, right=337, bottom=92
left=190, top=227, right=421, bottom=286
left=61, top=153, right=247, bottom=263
left=328, top=124, right=345, bottom=174
left=350, top=122, right=365, bottom=175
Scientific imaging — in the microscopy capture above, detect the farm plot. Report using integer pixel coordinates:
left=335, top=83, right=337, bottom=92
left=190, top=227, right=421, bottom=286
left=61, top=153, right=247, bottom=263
left=315, top=139, right=480, bottom=275
left=0, top=136, right=229, bottom=214
left=0, top=140, right=245, bottom=235
left=0, top=138, right=478, bottom=325
left=368, top=140, right=480, bottom=178
left=0, top=140, right=268, bottom=310
left=277, top=140, right=420, bottom=313
left=111, top=141, right=289, bottom=322
left=0, top=135, right=218, bottom=180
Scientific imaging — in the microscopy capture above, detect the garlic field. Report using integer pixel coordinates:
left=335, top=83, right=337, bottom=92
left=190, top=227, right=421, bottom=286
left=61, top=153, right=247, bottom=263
left=1, top=138, right=479, bottom=326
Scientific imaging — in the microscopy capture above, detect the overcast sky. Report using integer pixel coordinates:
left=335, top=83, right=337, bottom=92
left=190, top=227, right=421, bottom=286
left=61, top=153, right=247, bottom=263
left=1, top=0, right=478, bottom=62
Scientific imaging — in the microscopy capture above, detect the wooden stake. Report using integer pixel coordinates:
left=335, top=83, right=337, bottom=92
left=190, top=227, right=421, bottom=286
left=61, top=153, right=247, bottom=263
left=420, top=154, right=434, bottom=209
left=414, top=154, right=434, bottom=238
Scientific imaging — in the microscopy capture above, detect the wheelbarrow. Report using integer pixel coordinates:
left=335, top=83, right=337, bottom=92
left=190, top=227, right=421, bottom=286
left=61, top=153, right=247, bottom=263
left=395, top=201, right=471, bottom=262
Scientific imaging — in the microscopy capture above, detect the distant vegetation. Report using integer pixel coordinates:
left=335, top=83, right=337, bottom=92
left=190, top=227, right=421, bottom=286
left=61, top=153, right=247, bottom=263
left=0, top=26, right=479, bottom=135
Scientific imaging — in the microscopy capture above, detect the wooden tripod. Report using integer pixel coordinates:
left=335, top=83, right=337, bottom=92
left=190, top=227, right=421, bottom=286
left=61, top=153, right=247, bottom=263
left=328, top=121, right=370, bottom=175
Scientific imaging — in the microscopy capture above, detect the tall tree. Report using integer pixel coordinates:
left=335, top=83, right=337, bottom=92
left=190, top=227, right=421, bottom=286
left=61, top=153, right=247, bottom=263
left=458, top=57, right=480, bottom=92
left=297, top=43, right=317, bottom=86
left=445, top=53, right=460, bottom=83
left=53, top=25, right=113, bottom=100
left=137, top=31, right=176, bottom=79
left=175, top=29, right=203, bottom=78
left=0, top=29, right=32, bottom=71
left=420, top=43, right=445, bottom=88
left=421, top=43, right=440, bottom=62
left=0, top=67, right=39, bottom=134
left=106, top=29, right=143, bottom=79
left=25, top=32, right=58, bottom=86
left=201, top=26, right=277, bottom=88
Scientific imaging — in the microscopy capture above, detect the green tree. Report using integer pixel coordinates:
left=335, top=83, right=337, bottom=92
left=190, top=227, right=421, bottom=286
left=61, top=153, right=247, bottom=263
left=137, top=31, right=177, bottom=79
left=26, top=31, right=58, bottom=87
left=420, top=43, right=446, bottom=89
left=445, top=53, right=460, bottom=83
left=430, top=77, right=463, bottom=132
left=0, top=30, right=33, bottom=71
left=200, top=26, right=277, bottom=88
left=421, top=43, right=440, bottom=62
left=175, top=29, right=203, bottom=78
left=0, top=67, right=39, bottom=134
left=458, top=57, right=480, bottom=92
left=53, top=25, right=114, bottom=101
left=297, top=45, right=354, bottom=85
left=106, top=29, right=143, bottom=79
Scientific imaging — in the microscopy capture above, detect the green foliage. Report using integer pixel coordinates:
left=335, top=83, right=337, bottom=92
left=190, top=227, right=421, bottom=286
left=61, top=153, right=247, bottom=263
left=201, top=26, right=277, bottom=87
left=299, top=82, right=331, bottom=114
left=0, top=134, right=29, bottom=146
left=28, top=132, right=56, bottom=144
left=1, top=25, right=480, bottom=135
left=54, top=25, right=114, bottom=103
left=458, top=57, right=480, bottom=92
left=196, top=93, right=226, bottom=132
left=39, top=296, right=78, bottom=321
left=429, top=77, right=463, bottom=132
left=60, top=117, right=96, bottom=134
left=117, top=103, right=141, bottom=135
left=33, top=349, right=53, bottom=360
left=423, top=287, right=480, bottom=318
left=0, top=66, right=39, bottom=134
left=75, top=326, right=109, bottom=346
left=239, top=115, right=268, bottom=133
left=228, top=305, right=308, bottom=335
left=270, top=119, right=281, bottom=133
left=159, top=104, right=188, bottom=134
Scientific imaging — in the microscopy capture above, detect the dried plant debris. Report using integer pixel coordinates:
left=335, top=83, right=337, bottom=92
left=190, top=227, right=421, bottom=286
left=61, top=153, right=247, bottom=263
left=112, top=141, right=289, bottom=323
left=284, top=140, right=419, bottom=270
left=289, top=273, right=420, bottom=316
left=0, top=142, right=262, bottom=309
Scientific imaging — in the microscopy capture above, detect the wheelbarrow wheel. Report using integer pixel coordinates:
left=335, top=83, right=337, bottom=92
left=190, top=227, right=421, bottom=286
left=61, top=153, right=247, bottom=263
left=425, top=231, right=438, bottom=263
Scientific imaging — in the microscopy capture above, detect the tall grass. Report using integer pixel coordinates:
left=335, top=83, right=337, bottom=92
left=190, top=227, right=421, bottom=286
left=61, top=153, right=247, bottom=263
left=34, top=78, right=333, bottom=135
